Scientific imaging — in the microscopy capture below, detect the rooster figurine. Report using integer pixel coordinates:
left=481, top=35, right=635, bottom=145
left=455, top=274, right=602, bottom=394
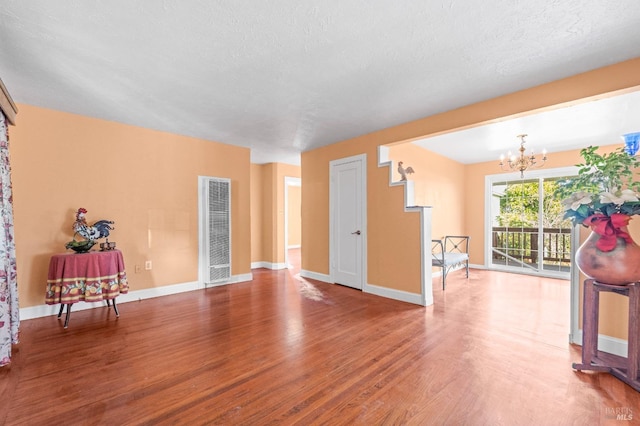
left=398, top=161, right=415, bottom=181
left=73, top=207, right=114, bottom=241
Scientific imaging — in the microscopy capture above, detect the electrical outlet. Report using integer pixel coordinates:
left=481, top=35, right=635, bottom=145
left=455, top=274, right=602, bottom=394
left=135, top=264, right=141, bottom=273
left=145, top=261, right=152, bottom=270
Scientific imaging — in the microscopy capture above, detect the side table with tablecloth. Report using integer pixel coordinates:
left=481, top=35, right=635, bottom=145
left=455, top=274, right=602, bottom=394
left=46, top=249, right=129, bottom=327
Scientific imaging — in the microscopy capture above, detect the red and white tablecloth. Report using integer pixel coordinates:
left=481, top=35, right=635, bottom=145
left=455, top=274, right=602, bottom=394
left=46, top=249, right=129, bottom=304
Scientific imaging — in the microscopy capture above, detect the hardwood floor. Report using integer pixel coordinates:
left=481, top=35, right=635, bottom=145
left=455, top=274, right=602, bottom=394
left=1, top=262, right=639, bottom=425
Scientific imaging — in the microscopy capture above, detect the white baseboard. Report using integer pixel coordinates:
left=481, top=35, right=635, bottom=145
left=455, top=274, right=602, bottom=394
left=287, top=245, right=301, bottom=249
left=571, top=330, right=627, bottom=358
left=20, top=273, right=253, bottom=321
left=300, top=269, right=331, bottom=283
left=364, top=283, right=426, bottom=306
left=227, top=272, right=253, bottom=284
left=251, top=261, right=287, bottom=270
left=204, top=273, right=252, bottom=287
left=20, top=301, right=108, bottom=321
left=298, top=272, right=427, bottom=306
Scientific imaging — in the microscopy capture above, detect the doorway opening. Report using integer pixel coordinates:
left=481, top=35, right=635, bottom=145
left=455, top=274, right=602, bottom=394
left=284, top=176, right=301, bottom=273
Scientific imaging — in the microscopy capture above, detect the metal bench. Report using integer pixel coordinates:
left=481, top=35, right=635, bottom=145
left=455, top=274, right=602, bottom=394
left=431, top=235, right=470, bottom=290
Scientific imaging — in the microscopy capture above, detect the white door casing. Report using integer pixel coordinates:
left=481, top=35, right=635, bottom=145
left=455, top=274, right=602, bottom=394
left=330, top=154, right=366, bottom=289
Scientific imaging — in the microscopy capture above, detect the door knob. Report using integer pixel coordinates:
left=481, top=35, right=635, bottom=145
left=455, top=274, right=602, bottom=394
left=351, top=230, right=361, bottom=235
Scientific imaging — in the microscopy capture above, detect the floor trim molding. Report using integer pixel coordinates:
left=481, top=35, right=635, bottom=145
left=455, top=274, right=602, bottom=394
left=22, top=273, right=253, bottom=320
left=300, top=269, right=331, bottom=283
left=572, top=329, right=627, bottom=358
left=251, top=261, right=287, bottom=270
left=365, top=283, right=424, bottom=306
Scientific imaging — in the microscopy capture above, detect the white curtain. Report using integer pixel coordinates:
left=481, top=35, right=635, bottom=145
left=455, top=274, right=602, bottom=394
left=0, top=110, right=19, bottom=367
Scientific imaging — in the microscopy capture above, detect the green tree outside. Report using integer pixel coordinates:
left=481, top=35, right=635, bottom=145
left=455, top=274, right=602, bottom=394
left=496, top=179, right=571, bottom=228
left=493, top=178, right=572, bottom=270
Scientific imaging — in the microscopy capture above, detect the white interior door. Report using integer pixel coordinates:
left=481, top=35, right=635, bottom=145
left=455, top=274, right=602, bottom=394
left=330, top=154, right=366, bottom=289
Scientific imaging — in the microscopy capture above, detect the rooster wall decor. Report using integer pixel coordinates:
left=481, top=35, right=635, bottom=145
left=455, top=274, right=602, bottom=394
left=398, top=161, right=415, bottom=181
left=73, top=207, right=114, bottom=241
left=65, top=208, right=115, bottom=252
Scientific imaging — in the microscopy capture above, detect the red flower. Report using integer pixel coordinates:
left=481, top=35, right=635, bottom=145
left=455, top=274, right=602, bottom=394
left=583, top=213, right=633, bottom=251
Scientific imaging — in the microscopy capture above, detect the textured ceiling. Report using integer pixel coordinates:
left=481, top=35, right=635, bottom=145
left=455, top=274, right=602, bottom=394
left=1, top=1, right=640, bottom=165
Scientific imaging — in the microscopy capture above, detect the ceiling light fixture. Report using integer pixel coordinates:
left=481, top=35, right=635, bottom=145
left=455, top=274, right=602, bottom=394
left=499, top=134, right=547, bottom=178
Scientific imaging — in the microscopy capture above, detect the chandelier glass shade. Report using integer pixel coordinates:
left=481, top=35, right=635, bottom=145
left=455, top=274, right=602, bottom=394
left=499, top=134, right=547, bottom=178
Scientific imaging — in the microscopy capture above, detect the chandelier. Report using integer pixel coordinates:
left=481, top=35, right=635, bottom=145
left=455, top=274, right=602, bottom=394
left=499, top=134, right=547, bottom=178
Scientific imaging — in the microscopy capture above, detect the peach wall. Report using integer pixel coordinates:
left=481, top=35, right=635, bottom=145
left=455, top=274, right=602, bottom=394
left=302, top=57, right=640, bottom=307
left=301, top=149, right=330, bottom=275
left=250, top=163, right=264, bottom=263
left=387, top=143, right=466, bottom=240
left=260, top=163, right=276, bottom=264
left=287, top=185, right=301, bottom=247
left=369, top=164, right=423, bottom=293
left=11, top=104, right=251, bottom=308
left=302, top=139, right=423, bottom=294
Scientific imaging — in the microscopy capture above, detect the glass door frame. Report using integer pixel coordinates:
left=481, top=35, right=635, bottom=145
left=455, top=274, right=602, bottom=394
left=484, top=166, right=579, bottom=279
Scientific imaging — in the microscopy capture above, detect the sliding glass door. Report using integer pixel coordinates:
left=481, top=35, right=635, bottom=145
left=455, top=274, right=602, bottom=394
left=488, top=170, right=575, bottom=277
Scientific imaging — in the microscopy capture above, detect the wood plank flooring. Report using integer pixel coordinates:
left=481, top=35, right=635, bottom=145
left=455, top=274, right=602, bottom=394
left=1, top=257, right=639, bottom=425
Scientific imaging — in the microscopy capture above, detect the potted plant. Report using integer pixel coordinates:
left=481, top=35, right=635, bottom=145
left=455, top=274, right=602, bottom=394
left=555, top=145, right=640, bottom=284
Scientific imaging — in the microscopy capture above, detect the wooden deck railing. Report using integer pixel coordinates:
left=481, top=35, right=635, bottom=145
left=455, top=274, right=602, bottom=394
left=492, top=227, right=572, bottom=267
